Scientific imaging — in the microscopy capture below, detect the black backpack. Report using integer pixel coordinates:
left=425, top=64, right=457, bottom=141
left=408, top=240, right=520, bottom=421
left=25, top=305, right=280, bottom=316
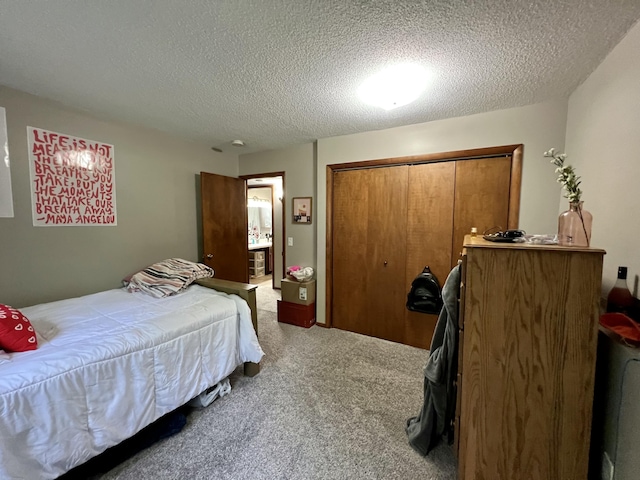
left=406, top=266, right=443, bottom=315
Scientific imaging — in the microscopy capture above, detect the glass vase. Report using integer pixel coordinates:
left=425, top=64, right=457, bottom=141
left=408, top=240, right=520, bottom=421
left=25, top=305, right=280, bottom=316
left=558, top=201, right=592, bottom=247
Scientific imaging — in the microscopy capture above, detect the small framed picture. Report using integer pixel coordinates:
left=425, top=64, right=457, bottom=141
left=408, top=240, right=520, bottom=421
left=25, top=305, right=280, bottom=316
left=292, top=197, right=312, bottom=224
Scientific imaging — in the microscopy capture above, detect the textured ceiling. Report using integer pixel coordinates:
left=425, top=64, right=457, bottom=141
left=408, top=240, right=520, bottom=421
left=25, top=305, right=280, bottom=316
left=1, top=1, right=639, bottom=154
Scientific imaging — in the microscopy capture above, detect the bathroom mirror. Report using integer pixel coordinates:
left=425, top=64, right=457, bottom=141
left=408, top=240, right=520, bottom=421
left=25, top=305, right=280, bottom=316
left=247, top=188, right=273, bottom=245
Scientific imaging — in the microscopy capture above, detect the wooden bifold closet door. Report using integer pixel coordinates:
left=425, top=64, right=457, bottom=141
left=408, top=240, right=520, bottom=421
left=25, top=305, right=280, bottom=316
left=332, top=166, right=409, bottom=343
left=331, top=155, right=517, bottom=349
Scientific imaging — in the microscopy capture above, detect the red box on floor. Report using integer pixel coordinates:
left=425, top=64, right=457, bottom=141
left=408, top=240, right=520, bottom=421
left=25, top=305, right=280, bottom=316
left=277, top=300, right=316, bottom=328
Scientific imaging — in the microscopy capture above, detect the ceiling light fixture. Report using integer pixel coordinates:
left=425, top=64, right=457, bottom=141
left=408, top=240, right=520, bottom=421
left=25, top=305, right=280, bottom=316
left=357, top=64, right=430, bottom=111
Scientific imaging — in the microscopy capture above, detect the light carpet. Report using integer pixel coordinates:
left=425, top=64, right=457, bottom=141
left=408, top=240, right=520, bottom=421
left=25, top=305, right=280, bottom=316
left=95, top=281, right=457, bottom=480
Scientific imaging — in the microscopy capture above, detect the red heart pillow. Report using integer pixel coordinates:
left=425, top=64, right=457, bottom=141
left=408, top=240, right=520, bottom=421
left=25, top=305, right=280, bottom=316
left=0, top=304, right=38, bottom=352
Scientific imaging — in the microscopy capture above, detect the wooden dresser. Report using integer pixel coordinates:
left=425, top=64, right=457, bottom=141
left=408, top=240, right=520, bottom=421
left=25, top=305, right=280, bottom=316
left=455, top=236, right=605, bottom=480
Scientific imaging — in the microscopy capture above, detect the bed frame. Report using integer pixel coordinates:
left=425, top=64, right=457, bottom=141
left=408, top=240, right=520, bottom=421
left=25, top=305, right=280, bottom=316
left=196, top=277, right=260, bottom=376
left=1, top=278, right=263, bottom=479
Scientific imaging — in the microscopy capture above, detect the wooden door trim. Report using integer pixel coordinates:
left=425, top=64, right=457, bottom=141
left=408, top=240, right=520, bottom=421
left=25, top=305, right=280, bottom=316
left=241, top=172, right=286, bottom=289
left=241, top=171, right=286, bottom=180
left=325, top=165, right=334, bottom=328
left=507, top=145, right=523, bottom=229
left=325, top=144, right=523, bottom=329
left=326, top=144, right=523, bottom=171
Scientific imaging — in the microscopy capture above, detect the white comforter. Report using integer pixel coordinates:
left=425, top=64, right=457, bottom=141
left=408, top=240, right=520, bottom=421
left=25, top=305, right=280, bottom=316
left=0, top=285, right=264, bottom=480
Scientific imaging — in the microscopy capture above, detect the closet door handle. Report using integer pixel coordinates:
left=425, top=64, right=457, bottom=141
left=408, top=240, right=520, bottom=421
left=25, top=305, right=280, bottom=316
left=383, top=260, right=388, bottom=266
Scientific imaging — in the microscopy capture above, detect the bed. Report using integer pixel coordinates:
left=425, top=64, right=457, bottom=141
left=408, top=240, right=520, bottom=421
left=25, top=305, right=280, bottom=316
left=0, top=276, right=263, bottom=480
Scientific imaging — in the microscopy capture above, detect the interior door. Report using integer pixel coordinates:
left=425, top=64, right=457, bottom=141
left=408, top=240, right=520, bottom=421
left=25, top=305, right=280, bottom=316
left=201, top=172, right=249, bottom=283
left=333, top=166, right=408, bottom=343
left=330, top=154, right=518, bottom=349
left=404, top=161, right=456, bottom=349
left=332, top=169, right=372, bottom=337
left=451, top=157, right=513, bottom=265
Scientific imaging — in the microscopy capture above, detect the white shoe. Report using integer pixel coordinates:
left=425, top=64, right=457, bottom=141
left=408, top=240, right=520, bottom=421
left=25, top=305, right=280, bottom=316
left=218, top=378, right=231, bottom=398
left=188, top=378, right=232, bottom=408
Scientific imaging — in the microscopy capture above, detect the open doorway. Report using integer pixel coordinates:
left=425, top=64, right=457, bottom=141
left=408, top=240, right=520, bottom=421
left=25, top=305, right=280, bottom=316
left=243, top=172, right=285, bottom=290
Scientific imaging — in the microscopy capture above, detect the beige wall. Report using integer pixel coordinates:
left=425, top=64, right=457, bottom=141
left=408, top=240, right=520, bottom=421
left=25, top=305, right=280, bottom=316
left=8, top=26, right=634, bottom=319
left=314, top=101, right=568, bottom=324
left=239, top=100, right=568, bottom=324
left=0, top=86, right=238, bottom=307
left=566, top=20, right=640, bottom=298
left=239, top=142, right=316, bottom=288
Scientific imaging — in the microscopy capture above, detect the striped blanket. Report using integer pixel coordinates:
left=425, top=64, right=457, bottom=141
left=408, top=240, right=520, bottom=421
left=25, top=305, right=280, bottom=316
left=125, top=258, right=214, bottom=298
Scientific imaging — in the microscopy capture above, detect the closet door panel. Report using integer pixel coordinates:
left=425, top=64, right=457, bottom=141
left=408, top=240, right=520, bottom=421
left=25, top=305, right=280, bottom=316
left=330, top=153, right=520, bottom=349
left=332, top=169, right=371, bottom=336
left=404, top=162, right=455, bottom=349
left=366, top=166, right=409, bottom=343
left=452, top=157, right=512, bottom=265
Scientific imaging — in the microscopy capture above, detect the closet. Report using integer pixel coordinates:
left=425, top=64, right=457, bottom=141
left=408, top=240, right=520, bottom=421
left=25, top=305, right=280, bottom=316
left=329, top=146, right=522, bottom=349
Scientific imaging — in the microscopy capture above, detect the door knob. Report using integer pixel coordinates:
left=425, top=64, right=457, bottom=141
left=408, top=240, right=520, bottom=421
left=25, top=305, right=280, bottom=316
left=384, top=260, right=388, bottom=266
left=206, top=254, right=213, bottom=259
